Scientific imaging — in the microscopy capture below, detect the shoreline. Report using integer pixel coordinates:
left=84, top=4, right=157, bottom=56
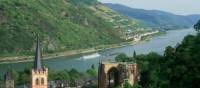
left=0, top=41, right=144, bottom=64
left=0, top=32, right=162, bottom=64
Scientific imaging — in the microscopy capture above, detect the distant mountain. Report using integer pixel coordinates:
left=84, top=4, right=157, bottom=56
left=105, top=3, right=200, bottom=30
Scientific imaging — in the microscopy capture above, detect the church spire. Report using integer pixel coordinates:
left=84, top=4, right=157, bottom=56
left=4, top=68, right=12, bottom=81
left=33, top=35, right=43, bottom=70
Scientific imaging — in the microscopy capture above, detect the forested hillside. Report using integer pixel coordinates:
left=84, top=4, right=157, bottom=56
left=0, top=0, right=144, bottom=56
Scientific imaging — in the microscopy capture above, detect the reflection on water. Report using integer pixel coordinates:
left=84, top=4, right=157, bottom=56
left=0, top=28, right=196, bottom=74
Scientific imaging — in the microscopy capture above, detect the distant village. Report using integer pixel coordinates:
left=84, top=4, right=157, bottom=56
left=120, top=28, right=159, bottom=41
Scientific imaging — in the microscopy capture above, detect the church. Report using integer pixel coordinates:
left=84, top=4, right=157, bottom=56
left=30, top=36, right=48, bottom=88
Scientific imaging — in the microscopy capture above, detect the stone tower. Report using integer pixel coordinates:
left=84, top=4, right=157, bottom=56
left=31, top=36, right=48, bottom=88
left=4, top=69, right=15, bottom=88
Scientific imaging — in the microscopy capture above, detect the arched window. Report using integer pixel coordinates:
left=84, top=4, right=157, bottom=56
left=41, top=78, right=44, bottom=85
left=36, top=78, right=39, bottom=85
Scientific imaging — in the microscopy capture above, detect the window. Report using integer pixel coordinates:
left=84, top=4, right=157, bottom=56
left=41, top=78, right=44, bottom=85
left=36, top=78, right=39, bottom=85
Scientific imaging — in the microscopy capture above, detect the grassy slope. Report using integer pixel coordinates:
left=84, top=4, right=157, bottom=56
left=0, top=0, right=128, bottom=56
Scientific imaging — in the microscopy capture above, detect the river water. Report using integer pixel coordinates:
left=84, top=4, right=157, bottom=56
left=0, top=28, right=196, bottom=74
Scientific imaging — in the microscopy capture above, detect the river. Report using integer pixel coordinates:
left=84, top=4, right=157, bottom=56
left=0, top=28, right=196, bottom=74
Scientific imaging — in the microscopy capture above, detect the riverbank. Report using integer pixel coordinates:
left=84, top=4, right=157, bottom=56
left=0, top=28, right=196, bottom=74
left=0, top=31, right=163, bottom=64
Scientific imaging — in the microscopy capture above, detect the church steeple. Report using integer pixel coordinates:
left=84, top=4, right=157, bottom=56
left=31, top=35, right=48, bottom=88
left=4, top=68, right=13, bottom=81
left=4, top=68, right=15, bottom=88
left=33, top=35, right=43, bottom=70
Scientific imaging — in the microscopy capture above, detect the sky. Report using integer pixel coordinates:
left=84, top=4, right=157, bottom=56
left=99, top=0, right=200, bottom=15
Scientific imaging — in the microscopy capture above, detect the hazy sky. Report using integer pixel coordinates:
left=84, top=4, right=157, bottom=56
left=99, top=0, right=200, bottom=15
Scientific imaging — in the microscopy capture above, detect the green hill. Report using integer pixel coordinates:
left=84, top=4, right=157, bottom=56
left=0, top=0, right=147, bottom=56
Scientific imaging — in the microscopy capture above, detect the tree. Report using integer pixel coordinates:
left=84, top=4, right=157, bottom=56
left=53, top=70, right=70, bottom=80
left=136, top=52, right=162, bottom=88
left=194, top=20, right=200, bottom=32
left=133, top=50, right=137, bottom=58
left=132, top=83, right=142, bottom=88
left=11, top=69, right=19, bottom=84
left=164, top=46, right=175, bottom=58
left=0, top=77, right=3, bottom=86
left=131, top=50, right=137, bottom=62
left=124, top=82, right=133, bottom=88
left=115, top=53, right=131, bottom=62
left=86, top=69, right=96, bottom=77
left=86, top=64, right=97, bottom=76
left=91, top=64, right=95, bottom=69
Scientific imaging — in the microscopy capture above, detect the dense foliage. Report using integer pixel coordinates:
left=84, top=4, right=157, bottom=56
left=137, top=33, right=200, bottom=88
left=0, top=0, right=123, bottom=56
left=115, top=29, right=200, bottom=88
